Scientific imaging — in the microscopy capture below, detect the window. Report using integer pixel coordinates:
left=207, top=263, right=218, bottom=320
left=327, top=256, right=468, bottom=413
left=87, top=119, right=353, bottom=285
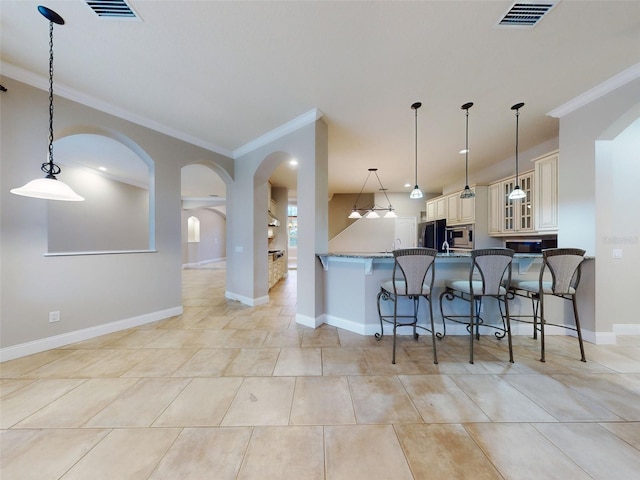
left=288, top=204, right=297, bottom=247
left=187, top=216, right=201, bottom=243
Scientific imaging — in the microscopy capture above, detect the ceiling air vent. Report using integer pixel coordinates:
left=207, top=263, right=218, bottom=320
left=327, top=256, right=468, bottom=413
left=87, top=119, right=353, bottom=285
left=497, top=2, right=558, bottom=28
left=85, top=0, right=140, bottom=20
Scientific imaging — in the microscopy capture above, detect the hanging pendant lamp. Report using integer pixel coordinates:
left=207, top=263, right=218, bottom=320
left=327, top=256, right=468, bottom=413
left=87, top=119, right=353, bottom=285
left=347, top=168, right=397, bottom=219
left=508, top=102, right=526, bottom=200
left=10, top=6, right=85, bottom=202
left=409, top=102, right=423, bottom=199
left=459, top=102, right=475, bottom=199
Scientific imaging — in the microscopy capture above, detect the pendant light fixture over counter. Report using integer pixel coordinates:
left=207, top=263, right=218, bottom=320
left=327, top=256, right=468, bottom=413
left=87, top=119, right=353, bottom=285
left=10, top=6, right=85, bottom=202
left=348, top=168, right=397, bottom=219
left=459, top=102, right=475, bottom=199
left=409, top=102, right=423, bottom=199
left=508, top=102, right=526, bottom=200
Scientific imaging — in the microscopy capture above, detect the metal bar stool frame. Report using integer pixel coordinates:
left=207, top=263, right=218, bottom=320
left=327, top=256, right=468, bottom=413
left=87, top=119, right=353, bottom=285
left=439, top=248, right=515, bottom=364
left=376, top=248, right=438, bottom=364
left=508, top=248, right=587, bottom=362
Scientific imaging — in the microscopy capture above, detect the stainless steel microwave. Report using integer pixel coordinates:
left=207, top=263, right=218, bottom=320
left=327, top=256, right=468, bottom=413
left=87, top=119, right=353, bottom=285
left=446, top=224, right=474, bottom=249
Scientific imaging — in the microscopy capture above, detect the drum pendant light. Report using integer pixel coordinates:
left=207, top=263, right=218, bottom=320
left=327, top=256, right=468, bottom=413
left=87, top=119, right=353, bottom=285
left=459, top=102, right=475, bottom=199
left=508, top=102, right=526, bottom=200
left=409, top=102, right=424, bottom=199
left=10, top=6, right=85, bottom=202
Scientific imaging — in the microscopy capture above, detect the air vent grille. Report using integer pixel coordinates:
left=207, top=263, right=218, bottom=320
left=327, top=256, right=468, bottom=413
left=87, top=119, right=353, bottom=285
left=85, top=0, right=139, bottom=19
left=498, top=2, right=558, bottom=27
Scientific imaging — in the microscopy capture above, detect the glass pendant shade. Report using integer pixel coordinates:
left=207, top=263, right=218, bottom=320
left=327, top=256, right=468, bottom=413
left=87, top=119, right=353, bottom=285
left=11, top=177, right=85, bottom=201
left=383, top=208, right=397, bottom=218
left=410, top=185, right=423, bottom=199
left=10, top=6, right=85, bottom=202
left=347, top=168, right=396, bottom=219
left=348, top=210, right=362, bottom=219
left=364, top=210, right=380, bottom=219
left=460, top=185, right=475, bottom=199
left=508, top=185, right=526, bottom=200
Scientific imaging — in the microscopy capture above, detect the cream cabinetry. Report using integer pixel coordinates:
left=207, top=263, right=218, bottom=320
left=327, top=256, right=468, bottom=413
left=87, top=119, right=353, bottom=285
left=268, top=253, right=286, bottom=290
left=534, top=151, right=558, bottom=232
left=446, top=189, right=476, bottom=225
left=488, top=171, right=534, bottom=236
left=425, top=196, right=447, bottom=221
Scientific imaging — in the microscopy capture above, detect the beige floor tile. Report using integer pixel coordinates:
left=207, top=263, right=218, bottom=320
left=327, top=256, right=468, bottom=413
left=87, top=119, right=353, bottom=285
left=226, top=315, right=262, bottom=329
left=74, top=349, right=155, bottom=377
left=237, top=426, right=324, bottom=479
left=534, top=422, right=640, bottom=480
left=149, top=427, right=252, bottom=479
left=322, top=347, right=370, bottom=375
left=84, top=378, right=190, bottom=427
left=190, top=315, right=232, bottom=329
left=395, top=423, right=503, bottom=479
left=581, top=344, right=640, bottom=373
left=348, top=375, right=422, bottom=424
left=62, top=428, right=180, bottom=480
left=301, top=326, right=340, bottom=347
left=398, top=374, right=491, bottom=423
left=504, top=373, right=623, bottom=421
left=142, top=329, right=203, bottom=348
left=222, top=377, right=295, bottom=426
left=223, top=347, right=280, bottom=376
left=552, top=372, right=640, bottom=420
left=225, top=330, right=269, bottom=348
left=0, top=350, right=73, bottom=378
left=290, top=376, right=356, bottom=425
left=24, top=349, right=115, bottom=378
left=121, top=348, right=196, bottom=377
left=0, top=378, right=34, bottom=398
left=15, top=378, right=139, bottom=428
left=103, top=329, right=169, bottom=348
left=273, top=347, right=322, bottom=376
left=325, top=425, right=413, bottom=480
left=153, top=377, right=243, bottom=427
left=600, top=422, right=640, bottom=450
left=171, top=348, right=239, bottom=377
left=451, top=374, right=557, bottom=422
left=465, top=423, right=593, bottom=480
left=256, top=315, right=293, bottom=330
left=1, top=378, right=85, bottom=428
left=0, top=428, right=109, bottom=480
left=263, top=329, right=303, bottom=347
left=361, top=345, right=423, bottom=374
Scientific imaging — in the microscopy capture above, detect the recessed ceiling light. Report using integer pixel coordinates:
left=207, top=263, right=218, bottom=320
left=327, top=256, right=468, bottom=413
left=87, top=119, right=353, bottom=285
left=98, top=166, right=107, bottom=171
left=459, top=149, right=469, bottom=154
left=404, top=183, right=411, bottom=188
left=289, top=159, right=298, bottom=166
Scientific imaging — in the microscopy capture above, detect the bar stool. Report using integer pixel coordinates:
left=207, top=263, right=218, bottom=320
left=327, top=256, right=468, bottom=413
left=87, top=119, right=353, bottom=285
left=439, top=248, right=514, bottom=364
left=509, top=248, right=587, bottom=362
left=376, top=248, right=438, bottom=364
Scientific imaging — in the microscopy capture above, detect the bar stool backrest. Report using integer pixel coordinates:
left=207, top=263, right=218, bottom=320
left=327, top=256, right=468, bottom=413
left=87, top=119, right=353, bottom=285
left=471, top=248, right=514, bottom=295
left=393, top=248, right=437, bottom=296
left=542, top=248, right=586, bottom=294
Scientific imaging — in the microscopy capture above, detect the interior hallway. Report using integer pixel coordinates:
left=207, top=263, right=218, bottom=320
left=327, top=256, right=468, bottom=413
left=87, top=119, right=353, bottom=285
left=1, top=267, right=640, bottom=479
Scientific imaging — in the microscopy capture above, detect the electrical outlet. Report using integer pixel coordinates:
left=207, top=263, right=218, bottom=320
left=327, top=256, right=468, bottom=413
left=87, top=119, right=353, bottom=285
left=613, top=249, right=623, bottom=259
left=49, top=311, right=60, bottom=323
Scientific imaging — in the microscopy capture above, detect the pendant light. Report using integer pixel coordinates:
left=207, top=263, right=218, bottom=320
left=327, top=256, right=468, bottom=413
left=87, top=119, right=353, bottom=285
left=409, top=102, right=423, bottom=199
left=459, top=102, right=475, bottom=199
left=10, top=6, right=85, bottom=202
left=508, top=102, right=526, bottom=200
left=348, top=168, right=397, bottom=219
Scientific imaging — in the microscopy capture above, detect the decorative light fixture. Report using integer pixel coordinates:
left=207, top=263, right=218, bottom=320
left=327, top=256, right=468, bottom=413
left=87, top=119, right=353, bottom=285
left=409, top=102, right=423, bottom=199
left=348, top=168, right=397, bottom=219
left=10, top=6, right=84, bottom=202
left=459, top=102, right=475, bottom=199
left=508, top=102, right=526, bottom=200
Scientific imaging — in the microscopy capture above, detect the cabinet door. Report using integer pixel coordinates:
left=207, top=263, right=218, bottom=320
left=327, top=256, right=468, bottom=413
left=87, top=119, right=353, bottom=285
left=503, top=179, right=516, bottom=232
left=535, top=153, right=558, bottom=231
left=518, top=172, right=534, bottom=232
left=460, top=189, right=475, bottom=224
left=488, top=183, right=502, bottom=235
left=447, top=194, right=460, bottom=225
left=435, top=197, right=447, bottom=220
left=426, top=200, right=437, bottom=221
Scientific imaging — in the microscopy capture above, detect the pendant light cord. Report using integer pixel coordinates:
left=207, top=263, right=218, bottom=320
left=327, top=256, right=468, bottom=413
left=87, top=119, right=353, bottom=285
left=514, top=107, right=520, bottom=184
left=465, top=108, right=469, bottom=185
left=414, top=106, right=418, bottom=185
left=43, top=20, right=61, bottom=179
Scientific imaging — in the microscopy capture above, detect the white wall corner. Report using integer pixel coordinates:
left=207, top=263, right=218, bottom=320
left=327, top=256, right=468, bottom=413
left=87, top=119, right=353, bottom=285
left=225, top=291, right=269, bottom=307
left=296, top=313, right=326, bottom=329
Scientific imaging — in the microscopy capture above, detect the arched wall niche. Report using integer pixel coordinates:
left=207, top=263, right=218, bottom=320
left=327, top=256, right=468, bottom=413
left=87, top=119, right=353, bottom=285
left=46, top=127, right=156, bottom=254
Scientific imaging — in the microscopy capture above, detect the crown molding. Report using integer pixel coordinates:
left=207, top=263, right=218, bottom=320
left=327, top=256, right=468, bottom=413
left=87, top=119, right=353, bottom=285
left=233, top=108, right=324, bottom=158
left=1, top=61, right=233, bottom=158
left=548, top=62, right=640, bottom=118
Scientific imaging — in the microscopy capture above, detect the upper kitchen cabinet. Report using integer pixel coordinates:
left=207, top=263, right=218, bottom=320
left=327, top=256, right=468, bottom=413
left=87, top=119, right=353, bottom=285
left=447, top=186, right=478, bottom=226
left=488, top=150, right=558, bottom=236
left=534, top=151, right=559, bottom=232
left=488, top=170, right=534, bottom=236
left=425, top=196, right=447, bottom=221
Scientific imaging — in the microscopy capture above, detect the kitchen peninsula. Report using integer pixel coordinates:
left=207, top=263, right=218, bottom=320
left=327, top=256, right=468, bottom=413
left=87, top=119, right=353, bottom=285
left=317, top=251, right=572, bottom=338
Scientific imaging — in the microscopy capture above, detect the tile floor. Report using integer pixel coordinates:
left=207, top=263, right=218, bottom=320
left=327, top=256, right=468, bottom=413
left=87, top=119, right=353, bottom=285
left=2, top=268, right=640, bottom=479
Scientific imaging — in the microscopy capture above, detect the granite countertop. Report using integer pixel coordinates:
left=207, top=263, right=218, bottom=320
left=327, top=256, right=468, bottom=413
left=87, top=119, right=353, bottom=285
left=317, top=251, right=545, bottom=259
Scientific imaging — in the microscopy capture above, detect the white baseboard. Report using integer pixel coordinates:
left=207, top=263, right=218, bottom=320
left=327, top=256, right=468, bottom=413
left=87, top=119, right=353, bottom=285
left=0, top=306, right=183, bottom=362
left=224, top=291, right=269, bottom=307
left=182, top=257, right=225, bottom=269
left=296, top=313, right=325, bottom=329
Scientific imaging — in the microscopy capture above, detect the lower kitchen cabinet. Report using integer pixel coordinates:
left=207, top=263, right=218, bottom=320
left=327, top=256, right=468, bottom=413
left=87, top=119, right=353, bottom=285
left=268, top=253, right=286, bottom=290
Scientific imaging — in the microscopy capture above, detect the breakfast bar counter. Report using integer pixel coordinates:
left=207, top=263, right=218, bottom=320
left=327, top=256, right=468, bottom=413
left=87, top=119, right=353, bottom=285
left=316, top=252, right=546, bottom=336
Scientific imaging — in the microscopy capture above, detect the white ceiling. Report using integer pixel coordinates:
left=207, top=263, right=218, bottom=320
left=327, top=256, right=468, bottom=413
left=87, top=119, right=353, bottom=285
left=2, top=1, right=639, bottom=198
